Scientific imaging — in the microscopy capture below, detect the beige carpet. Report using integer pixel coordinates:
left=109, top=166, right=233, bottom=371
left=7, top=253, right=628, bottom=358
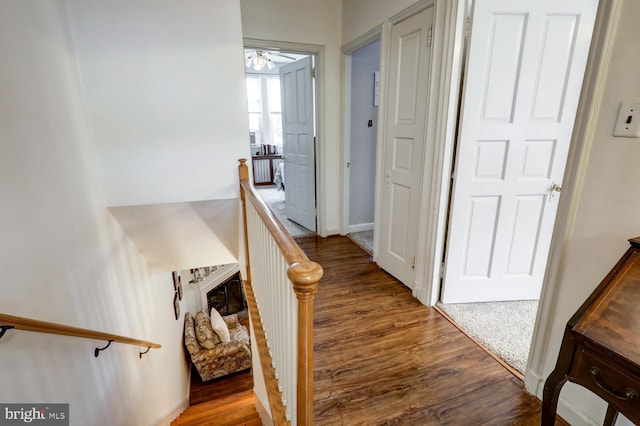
left=348, top=230, right=373, bottom=254
left=437, top=300, right=538, bottom=374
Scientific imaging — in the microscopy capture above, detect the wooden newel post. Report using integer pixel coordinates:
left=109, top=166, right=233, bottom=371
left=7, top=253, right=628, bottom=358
left=238, top=158, right=252, bottom=286
left=288, top=260, right=323, bottom=426
left=238, top=158, right=249, bottom=187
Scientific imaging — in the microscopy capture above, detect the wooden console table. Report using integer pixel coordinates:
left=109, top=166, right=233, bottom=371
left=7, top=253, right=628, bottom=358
left=542, top=237, right=640, bottom=425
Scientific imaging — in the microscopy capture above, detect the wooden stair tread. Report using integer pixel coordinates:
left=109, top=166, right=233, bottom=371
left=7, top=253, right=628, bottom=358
left=174, top=406, right=258, bottom=426
left=177, top=409, right=260, bottom=426
left=179, top=390, right=254, bottom=416
left=172, top=390, right=260, bottom=426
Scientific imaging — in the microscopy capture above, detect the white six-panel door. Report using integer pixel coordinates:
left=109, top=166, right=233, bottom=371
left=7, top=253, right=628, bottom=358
left=280, top=56, right=316, bottom=232
left=441, top=0, right=597, bottom=303
left=378, top=7, right=433, bottom=289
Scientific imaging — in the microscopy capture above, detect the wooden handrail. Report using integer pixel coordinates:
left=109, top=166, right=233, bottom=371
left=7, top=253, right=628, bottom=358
left=0, top=313, right=161, bottom=357
left=240, top=162, right=314, bottom=267
left=239, top=158, right=322, bottom=425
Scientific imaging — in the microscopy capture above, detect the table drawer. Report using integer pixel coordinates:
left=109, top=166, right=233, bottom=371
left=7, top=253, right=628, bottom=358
left=571, top=346, right=640, bottom=421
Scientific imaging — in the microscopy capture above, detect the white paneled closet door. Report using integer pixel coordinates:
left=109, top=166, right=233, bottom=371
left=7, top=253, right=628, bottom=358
left=442, top=0, right=598, bottom=303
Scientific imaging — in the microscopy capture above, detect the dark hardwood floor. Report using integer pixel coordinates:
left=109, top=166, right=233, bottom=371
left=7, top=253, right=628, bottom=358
left=188, top=366, right=253, bottom=406
left=183, top=236, right=565, bottom=425
left=298, top=236, right=564, bottom=426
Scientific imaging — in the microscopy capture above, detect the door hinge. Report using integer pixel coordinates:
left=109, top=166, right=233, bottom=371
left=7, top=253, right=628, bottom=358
left=439, top=262, right=445, bottom=279
left=427, top=25, right=433, bottom=47
left=411, top=257, right=416, bottom=270
left=311, top=67, right=316, bottom=79
left=464, top=17, right=471, bottom=39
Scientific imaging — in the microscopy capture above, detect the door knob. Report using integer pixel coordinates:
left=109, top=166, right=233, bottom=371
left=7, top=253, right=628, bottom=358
left=549, top=182, right=562, bottom=202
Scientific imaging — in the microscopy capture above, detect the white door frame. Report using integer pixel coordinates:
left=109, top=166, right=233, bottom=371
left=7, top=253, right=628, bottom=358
left=341, top=27, right=382, bottom=238
left=370, top=0, right=464, bottom=298
left=523, top=0, right=621, bottom=398
left=339, top=0, right=462, bottom=295
left=418, top=0, right=618, bottom=398
left=411, top=0, right=468, bottom=303
left=243, top=38, right=325, bottom=235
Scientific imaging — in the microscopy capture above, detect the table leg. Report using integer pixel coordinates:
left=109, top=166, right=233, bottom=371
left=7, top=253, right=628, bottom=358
left=542, top=373, right=567, bottom=425
left=542, top=330, right=577, bottom=425
left=603, top=405, right=619, bottom=426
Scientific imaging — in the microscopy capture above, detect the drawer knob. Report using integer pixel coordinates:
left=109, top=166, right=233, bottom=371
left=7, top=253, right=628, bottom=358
left=590, top=366, right=639, bottom=401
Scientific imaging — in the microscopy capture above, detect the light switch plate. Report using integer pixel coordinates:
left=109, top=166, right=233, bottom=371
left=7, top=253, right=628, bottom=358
left=613, top=102, right=640, bottom=137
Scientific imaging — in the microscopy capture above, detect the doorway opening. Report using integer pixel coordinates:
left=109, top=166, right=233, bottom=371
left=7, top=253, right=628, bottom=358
left=243, top=47, right=318, bottom=237
left=344, top=39, right=381, bottom=255
left=436, top=0, right=599, bottom=376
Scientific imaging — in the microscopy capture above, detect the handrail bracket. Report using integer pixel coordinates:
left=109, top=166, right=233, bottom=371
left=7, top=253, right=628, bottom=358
left=139, top=346, right=151, bottom=359
left=0, top=325, right=15, bottom=340
left=94, top=339, right=114, bottom=358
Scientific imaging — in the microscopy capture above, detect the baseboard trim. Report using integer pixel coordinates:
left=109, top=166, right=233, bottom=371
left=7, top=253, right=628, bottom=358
left=557, top=395, right=601, bottom=426
left=152, top=397, right=189, bottom=426
left=524, top=369, right=544, bottom=397
left=321, top=227, right=341, bottom=237
left=255, top=394, right=274, bottom=426
left=525, top=370, right=603, bottom=426
left=347, top=222, right=374, bottom=233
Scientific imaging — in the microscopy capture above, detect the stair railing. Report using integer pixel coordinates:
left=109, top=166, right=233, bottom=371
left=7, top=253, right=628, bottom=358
left=238, top=159, right=322, bottom=425
left=0, top=312, right=161, bottom=358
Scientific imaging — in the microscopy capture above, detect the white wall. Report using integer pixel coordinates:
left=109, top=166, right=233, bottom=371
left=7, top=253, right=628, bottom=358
left=240, top=0, right=342, bottom=236
left=66, top=0, right=251, bottom=207
left=342, top=0, right=420, bottom=45
left=348, top=40, right=380, bottom=229
left=0, top=2, right=189, bottom=424
left=537, top=1, right=640, bottom=424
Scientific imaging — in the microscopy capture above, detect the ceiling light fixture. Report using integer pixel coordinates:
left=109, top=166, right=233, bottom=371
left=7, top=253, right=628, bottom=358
left=245, top=51, right=275, bottom=71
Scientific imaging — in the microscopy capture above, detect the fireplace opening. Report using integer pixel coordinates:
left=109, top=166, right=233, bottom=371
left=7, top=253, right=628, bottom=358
left=206, top=271, right=247, bottom=317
